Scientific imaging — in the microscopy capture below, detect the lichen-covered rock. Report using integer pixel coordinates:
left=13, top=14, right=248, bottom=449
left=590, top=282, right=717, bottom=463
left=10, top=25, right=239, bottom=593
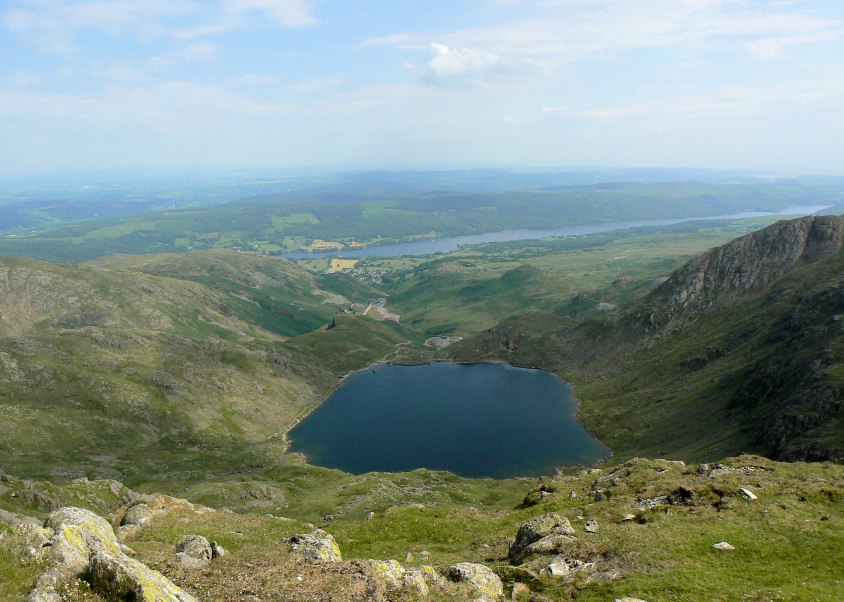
left=283, top=528, right=342, bottom=562
left=44, top=507, right=121, bottom=574
left=34, top=569, right=64, bottom=590
left=414, top=564, right=444, bottom=588
left=0, top=523, right=54, bottom=558
left=402, top=566, right=431, bottom=597
left=25, top=569, right=66, bottom=602
left=509, top=512, right=576, bottom=564
left=121, top=493, right=212, bottom=525
left=122, top=503, right=156, bottom=527
left=89, top=549, right=199, bottom=602
left=445, top=562, right=503, bottom=599
left=633, top=495, right=670, bottom=510
left=26, top=590, right=62, bottom=602
left=539, top=556, right=570, bottom=577
left=116, top=524, right=141, bottom=541
left=175, top=534, right=212, bottom=562
left=211, top=541, right=227, bottom=558
left=521, top=484, right=554, bottom=507
left=366, top=559, right=405, bottom=590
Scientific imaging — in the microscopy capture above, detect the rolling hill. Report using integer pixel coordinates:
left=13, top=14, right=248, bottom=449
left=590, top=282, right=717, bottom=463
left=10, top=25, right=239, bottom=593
left=0, top=251, right=417, bottom=487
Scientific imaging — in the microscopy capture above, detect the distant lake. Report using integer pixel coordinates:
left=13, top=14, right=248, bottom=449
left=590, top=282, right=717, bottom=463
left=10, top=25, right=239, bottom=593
left=282, top=205, right=830, bottom=259
left=286, top=362, right=610, bottom=478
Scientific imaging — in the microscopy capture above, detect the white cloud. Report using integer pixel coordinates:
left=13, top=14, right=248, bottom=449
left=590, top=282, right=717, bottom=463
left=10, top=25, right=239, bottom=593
left=240, top=73, right=283, bottom=85
left=182, top=42, right=218, bottom=55
left=745, top=29, right=844, bottom=59
left=288, top=75, right=345, bottom=92
left=7, top=70, right=42, bottom=88
left=423, top=42, right=547, bottom=87
left=368, top=0, right=843, bottom=69
left=2, top=0, right=317, bottom=52
left=1, top=0, right=198, bottom=51
left=427, top=43, right=500, bottom=80
left=0, top=79, right=294, bottom=125
left=224, top=0, right=317, bottom=28
left=553, top=73, right=844, bottom=122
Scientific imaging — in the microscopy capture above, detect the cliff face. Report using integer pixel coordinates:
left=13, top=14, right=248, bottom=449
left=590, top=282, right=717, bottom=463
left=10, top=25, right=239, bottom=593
left=640, top=215, right=844, bottom=332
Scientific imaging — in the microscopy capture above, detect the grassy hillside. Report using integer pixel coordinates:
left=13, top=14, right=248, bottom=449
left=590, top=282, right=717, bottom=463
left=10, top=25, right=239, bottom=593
left=87, top=250, right=382, bottom=338
left=449, top=217, right=844, bottom=463
left=5, top=216, right=834, bottom=490
left=1, top=214, right=842, bottom=601
left=0, top=251, right=424, bottom=492
left=370, top=216, right=790, bottom=337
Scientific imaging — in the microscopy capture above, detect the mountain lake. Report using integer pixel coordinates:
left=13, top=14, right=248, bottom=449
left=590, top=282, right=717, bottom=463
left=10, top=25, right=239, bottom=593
left=286, top=362, right=611, bottom=478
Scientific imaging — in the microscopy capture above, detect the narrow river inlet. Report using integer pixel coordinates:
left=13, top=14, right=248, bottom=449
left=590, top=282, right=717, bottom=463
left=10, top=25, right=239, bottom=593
left=287, top=362, right=610, bottom=478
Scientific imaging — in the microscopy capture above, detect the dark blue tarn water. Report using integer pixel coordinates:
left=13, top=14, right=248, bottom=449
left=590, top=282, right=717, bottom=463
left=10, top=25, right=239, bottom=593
left=287, top=362, right=610, bottom=478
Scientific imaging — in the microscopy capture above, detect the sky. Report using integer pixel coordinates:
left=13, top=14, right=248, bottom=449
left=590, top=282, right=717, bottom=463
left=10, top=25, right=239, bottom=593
left=1, top=0, right=843, bottom=177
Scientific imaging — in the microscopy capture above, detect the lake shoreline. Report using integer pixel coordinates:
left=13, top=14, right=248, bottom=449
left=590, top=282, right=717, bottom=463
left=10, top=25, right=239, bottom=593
left=287, top=361, right=612, bottom=478
left=281, top=205, right=830, bottom=260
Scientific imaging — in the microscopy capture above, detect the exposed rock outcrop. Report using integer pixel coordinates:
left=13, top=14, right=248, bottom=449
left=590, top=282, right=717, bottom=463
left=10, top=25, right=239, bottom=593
left=89, top=550, right=199, bottom=601
left=283, top=528, right=342, bottom=562
left=175, top=534, right=212, bottom=568
left=0, top=506, right=198, bottom=602
left=640, top=215, right=844, bottom=333
left=444, top=562, right=503, bottom=599
left=508, top=512, right=577, bottom=565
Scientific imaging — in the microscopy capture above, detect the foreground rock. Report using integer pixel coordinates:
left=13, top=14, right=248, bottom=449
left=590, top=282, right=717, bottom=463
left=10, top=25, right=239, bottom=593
left=44, top=506, right=123, bottom=574
left=0, top=523, right=54, bottom=558
left=175, top=534, right=212, bottom=568
left=363, top=558, right=442, bottom=597
left=0, top=506, right=198, bottom=602
left=366, top=559, right=406, bottom=590
left=508, top=511, right=577, bottom=564
left=444, top=562, right=503, bottom=599
left=283, top=528, right=342, bottom=562
left=89, top=550, right=199, bottom=602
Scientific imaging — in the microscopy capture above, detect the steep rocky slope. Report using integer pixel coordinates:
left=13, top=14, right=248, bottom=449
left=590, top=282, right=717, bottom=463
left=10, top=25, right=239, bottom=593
left=450, top=216, right=844, bottom=462
left=634, top=215, right=844, bottom=334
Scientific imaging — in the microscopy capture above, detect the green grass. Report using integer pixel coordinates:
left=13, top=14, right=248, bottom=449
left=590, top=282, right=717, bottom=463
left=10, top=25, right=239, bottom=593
left=0, top=542, right=44, bottom=602
left=59, top=455, right=841, bottom=601
left=376, top=218, right=785, bottom=337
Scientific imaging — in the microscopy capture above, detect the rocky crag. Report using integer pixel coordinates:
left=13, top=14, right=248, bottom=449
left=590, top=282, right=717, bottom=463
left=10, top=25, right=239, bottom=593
left=450, top=216, right=844, bottom=462
left=636, top=215, right=844, bottom=333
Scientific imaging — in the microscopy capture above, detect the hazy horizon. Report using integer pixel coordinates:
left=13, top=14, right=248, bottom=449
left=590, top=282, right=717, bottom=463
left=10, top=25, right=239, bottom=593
left=2, top=1, right=843, bottom=177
